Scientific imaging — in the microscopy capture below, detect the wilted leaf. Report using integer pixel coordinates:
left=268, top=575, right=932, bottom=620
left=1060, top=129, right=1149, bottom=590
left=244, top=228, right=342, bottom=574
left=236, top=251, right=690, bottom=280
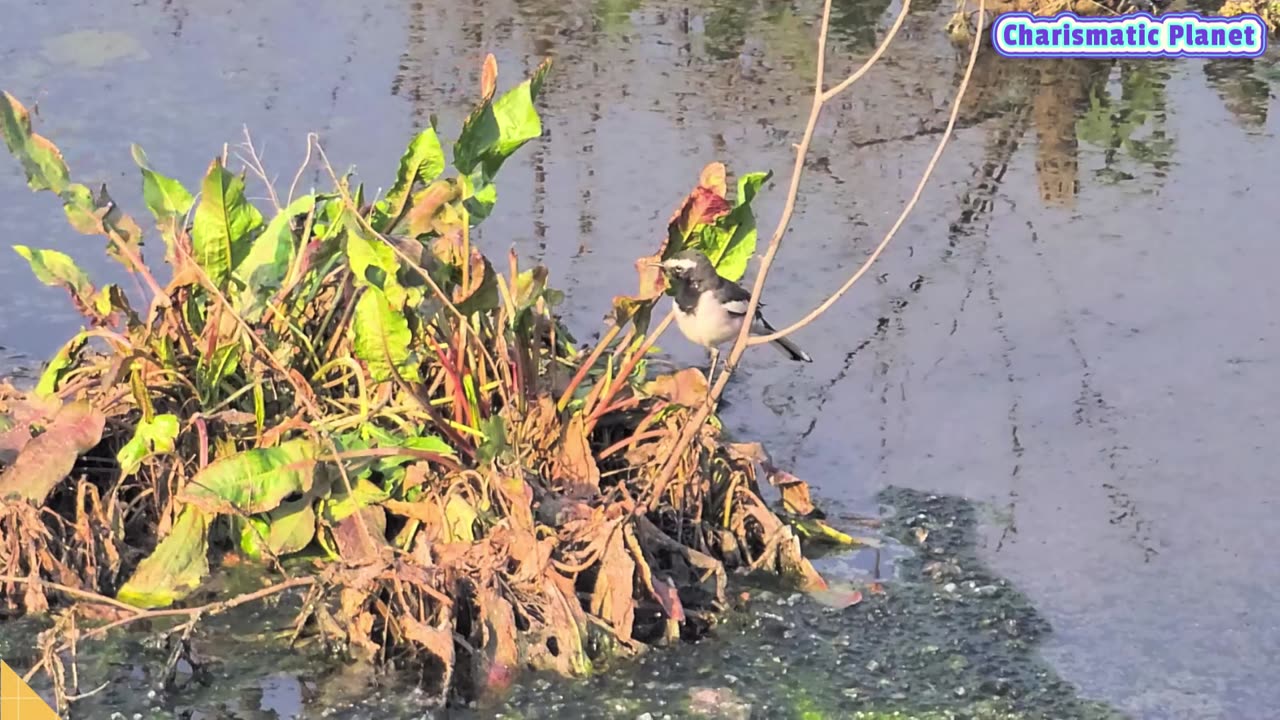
left=605, top=295, right=655, bottom=334
left=400, top=614, right=455, bottom=696
left=480, top=53, right=498, bottom=101
left=130, top=143, right=194, bottom=260
left=240, top=496, right=318, bottom=560
left=373, top=127, right=446, bottom=232
left=672, top=186, right=731, bottom=244
left=778, top=477, right=816, bottom=517
left=177, top=438, right=318, bottom=516
left=650, top=576, right=686, bottom=621
left=699, top=161, right=727, bottom=197
left=443, top=494, right=477, bottom=543
left=474, top=587, right=520, bottom=701
left=554, top=412, right=599, bottom=496
left=405, top=180, right=462, bottom=238
left=513, top=265, right=548, bottom=311
left=191, top=157, right=264, bottom=287
left=332, top=505, right=387, bottom=563
left=453, top=250, right=500, bottom=314
left=0, top=400, right=105, bottom=504
left=0, top=91, right=71, bottom=194
left=351, top=287, right=419, bottom=383
left=590, top=524, right=635, bottom=639
left=117, top=505, right=211, bottom=608
left=13, top=245, right=97, bottom=313
left=385, top=497, right=446, bottom=542
left=116, top=413, right=180, bottom=477
left=644, top=368, right=708, bottom=407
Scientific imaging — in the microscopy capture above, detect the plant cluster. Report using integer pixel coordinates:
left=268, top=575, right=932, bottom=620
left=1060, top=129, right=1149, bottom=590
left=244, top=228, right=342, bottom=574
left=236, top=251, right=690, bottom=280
left=0, top=55, right=848, bottom=711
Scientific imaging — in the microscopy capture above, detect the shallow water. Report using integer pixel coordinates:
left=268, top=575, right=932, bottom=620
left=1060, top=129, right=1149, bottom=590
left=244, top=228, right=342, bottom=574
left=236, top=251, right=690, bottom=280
left=2, top=0, right=1279, bottom=718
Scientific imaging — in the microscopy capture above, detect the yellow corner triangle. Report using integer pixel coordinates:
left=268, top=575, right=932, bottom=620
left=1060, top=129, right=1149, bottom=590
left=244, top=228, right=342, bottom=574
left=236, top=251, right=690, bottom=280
left=0, top=660, right=60, bottom=720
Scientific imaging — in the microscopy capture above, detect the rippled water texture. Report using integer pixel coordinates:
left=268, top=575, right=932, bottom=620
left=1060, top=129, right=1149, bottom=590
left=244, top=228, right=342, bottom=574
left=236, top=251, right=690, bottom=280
left=2, top=0, right=1279, bottom=717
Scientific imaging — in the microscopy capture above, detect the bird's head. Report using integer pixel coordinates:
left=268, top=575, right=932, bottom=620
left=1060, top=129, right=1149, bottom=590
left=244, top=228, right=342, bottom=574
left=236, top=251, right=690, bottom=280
left=653, top=250, right=717, bottom=292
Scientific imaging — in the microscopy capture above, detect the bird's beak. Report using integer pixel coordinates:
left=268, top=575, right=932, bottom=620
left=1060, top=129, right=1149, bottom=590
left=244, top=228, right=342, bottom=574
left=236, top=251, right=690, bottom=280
left=645, top=259, right=666, bottom=271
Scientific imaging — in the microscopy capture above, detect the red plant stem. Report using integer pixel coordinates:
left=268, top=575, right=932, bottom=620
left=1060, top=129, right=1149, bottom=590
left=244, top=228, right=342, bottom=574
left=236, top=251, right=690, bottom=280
left=426, top=335, right=469, bottom=428
left=587, top=311, right=673, bottom=424
left=597, top=429, right=669, bottom=460
left=556, top=324, right=620, bottom=411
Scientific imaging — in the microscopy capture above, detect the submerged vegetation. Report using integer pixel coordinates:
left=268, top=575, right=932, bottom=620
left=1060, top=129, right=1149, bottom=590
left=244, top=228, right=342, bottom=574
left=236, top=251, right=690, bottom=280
left=0, top=55, right=858, bottom=712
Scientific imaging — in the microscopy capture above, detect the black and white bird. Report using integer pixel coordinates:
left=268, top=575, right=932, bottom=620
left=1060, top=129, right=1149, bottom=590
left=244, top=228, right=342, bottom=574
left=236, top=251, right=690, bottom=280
left=653, top=250, right=811, bottom=383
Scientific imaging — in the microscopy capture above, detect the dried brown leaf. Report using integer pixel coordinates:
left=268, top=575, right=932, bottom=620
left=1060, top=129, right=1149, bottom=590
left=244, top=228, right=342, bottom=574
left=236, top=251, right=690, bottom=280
left=644, top=368, right=708, bottom=407
left=332, top=506, right=388, bottom=564
left=475, top=586, right=520, bottom=701
left=0, top=400, right=105, bottom=504
left=650, top=576, right=685, bottom=622
left=553, top=412, right=599, bottom=497
left=590, top=523, right=635, bottom=639
left=480, top=53, right=498, bottom=101
left=777, top=477, right=816, bottom=517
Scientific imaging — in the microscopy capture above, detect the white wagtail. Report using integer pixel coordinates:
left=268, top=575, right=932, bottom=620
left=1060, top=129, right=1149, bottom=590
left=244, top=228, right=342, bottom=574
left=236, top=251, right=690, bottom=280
left=652, top=250, right=811, bottom=384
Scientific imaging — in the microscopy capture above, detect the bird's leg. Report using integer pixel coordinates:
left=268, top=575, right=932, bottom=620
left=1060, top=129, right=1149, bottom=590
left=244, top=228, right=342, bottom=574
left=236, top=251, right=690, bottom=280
left=706, top=346, right=720, bottom=389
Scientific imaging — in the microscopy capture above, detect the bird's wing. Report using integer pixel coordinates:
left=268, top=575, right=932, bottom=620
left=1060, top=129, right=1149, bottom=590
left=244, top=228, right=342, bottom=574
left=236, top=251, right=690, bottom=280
left=716, top=281, right=753, bottom=317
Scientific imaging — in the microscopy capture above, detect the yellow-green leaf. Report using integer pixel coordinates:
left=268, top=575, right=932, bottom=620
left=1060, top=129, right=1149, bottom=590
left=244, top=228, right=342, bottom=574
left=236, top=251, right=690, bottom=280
left=35, top=332, right=87, bottom=398
left=240, top=497, right=317, bottom=560
left=177, top=438, right=318, bottom=516
left=130, top=143, right=193, bottom=261
left=350, top=287, right=418, bottom=383
left=0, top=91, right=71, bottom=194
left=116, top=413, right=180, bottom=477
left=117, top=505, right=211, bottom=609
left=191, top=157, right=263, bottom=288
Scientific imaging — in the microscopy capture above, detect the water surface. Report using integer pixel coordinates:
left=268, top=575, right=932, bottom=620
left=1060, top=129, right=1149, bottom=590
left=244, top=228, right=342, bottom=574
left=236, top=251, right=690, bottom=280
left=1, top=0, right=1278, bottom=718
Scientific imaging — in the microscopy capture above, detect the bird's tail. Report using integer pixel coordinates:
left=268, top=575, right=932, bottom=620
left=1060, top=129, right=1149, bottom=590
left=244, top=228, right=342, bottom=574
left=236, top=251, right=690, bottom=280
left=753, top=311, right=812, bottom=362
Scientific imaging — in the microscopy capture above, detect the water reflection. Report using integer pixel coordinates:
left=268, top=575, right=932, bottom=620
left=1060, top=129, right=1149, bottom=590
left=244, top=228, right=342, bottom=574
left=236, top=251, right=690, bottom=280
left=1203, top=57, right=1272, bottom=130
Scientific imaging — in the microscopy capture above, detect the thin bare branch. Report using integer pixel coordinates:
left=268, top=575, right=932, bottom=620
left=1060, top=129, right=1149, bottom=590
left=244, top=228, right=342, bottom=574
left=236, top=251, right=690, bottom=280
left=750, top=3, right=984, bottom=345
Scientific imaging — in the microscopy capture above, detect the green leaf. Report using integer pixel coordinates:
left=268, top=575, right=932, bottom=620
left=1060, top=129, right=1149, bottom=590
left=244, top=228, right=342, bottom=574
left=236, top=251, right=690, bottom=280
left=351, top=287, right=419, bottom=383
left=476, top=414, right=509, bottom=465
left=454, top=59, right=551, bottom=177
left=235, top=193, right=314, bottom=316
left=0, top=91, right=71, bottom=194
left=35, top=332, right=88, bottom=398
left=372, top=127, right=445, bottom=232
left=116, top=413, right=180, bottom=477
left=343, top=214, right=405, bottom=305
left=191, top=157, right=264, bottom=288
left=195, top=341, right=241, bottom=404
left=13, top=244, right=96, bottom=312
left=453, top=104, right=500, bottom=176
left=239, top=497, right=317, bottom=560
left=481, top=62, right=551, bottom=178
left=130, top=143, right=194, bottom=261
left=177, top=438, right=319, bottom=516
left=707, top=170, right=772, bottom=283
left=117, top=505, right=211, bottom=609
left=461, top=171, right=498, bottom=223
